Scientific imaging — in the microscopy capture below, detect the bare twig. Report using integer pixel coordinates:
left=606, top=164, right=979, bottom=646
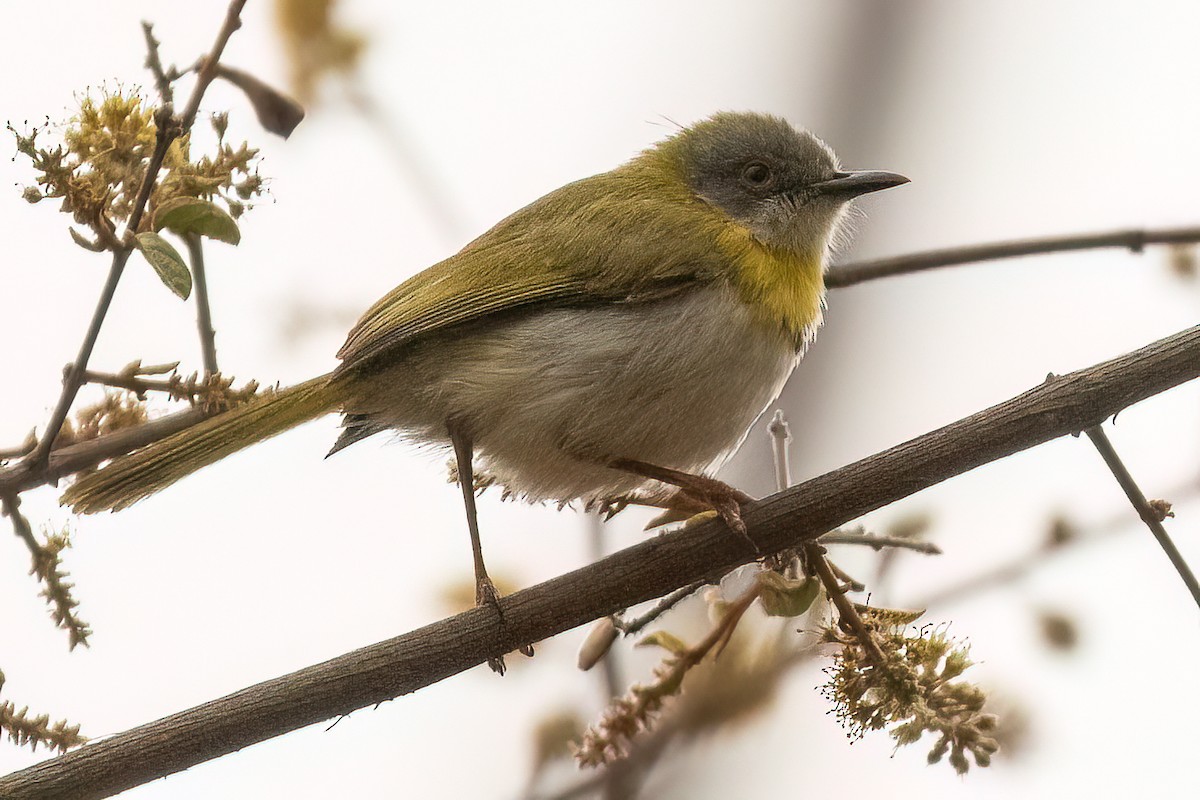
left=1084, top=425, right=1200, bottom=608
left=612, top=582, right=707, bottom=637
left=27, top=0, right=248, bottom=469
left=827, top=225, right=1200, bottom=288
left=819, top=529, right=942, bottom=555
left=3, top=322, right=1198, bottom=799
left=185, top=234, right=219, bottom=373
left=767, top=409, right=791, bottom=492
left=140, top=23, right=175, bottom=104
left=178, top=1, right=246, bottom=133
left=80, top=369, right=176, bottom=397
left=2, top=493, right=39, bottom=556
left=805, top=543, right=886, bottom=666
left=0, top=408, right=209, bottom=495
left=0, top=431, right=38, bottom=461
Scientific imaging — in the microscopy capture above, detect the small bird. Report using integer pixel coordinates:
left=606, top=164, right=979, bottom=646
left=65, top=111, right=906, bottom=641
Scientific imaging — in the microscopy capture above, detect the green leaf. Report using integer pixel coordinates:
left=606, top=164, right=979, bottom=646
left=153, top=196, right=241, bottom=245
left=133, top=232, right=192, bottom=300
left=757, top=570, right=821, bottom=618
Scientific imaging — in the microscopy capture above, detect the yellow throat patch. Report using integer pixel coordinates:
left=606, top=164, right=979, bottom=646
left=718, top=224, right=826, bottom=347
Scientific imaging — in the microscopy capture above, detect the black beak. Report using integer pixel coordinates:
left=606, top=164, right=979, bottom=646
left=810, top=170, right=909, bottom=199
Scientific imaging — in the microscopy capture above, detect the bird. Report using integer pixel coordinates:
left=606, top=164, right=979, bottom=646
left=64, top=111, right=907, bottom=659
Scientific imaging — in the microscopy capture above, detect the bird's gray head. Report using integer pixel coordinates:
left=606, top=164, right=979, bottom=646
left=660, top=112, right=907, bottom=254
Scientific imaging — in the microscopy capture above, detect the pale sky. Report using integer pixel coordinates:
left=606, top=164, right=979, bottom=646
left=2, top=2, right=1198, bottom=798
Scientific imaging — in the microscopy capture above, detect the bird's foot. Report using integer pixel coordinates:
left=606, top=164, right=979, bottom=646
left=609, top=459, right=758, bottom=552
left=475, top=574, right=534, bottom=673
left=474, top=575, right=509, bottom=675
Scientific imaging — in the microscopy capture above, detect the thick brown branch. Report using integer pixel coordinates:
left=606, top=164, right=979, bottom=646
left=2, top=323, right=1199, bottom=800
left=826, top=225, right=1200, bottom=288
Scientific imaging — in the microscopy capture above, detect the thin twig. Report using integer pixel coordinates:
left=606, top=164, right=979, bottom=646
left=27, top=0, right=248, bottom=469
left=819, top=529, right=942, bottom=555
left=805, top=543, right=885, bottom=665
left=0, top=431, right=38, bottom=461
left=2, top=493, right=40, bottom=556
left=178, top=1, right=246, bottom=132
left=80, top=369, right=176, bottom=397
left=140, top=23, right=174, bottom=105
left=1084, top=425, right=1200, bottom=609
left=612, top=582, right=707, bottom=637
left=827, top=225, right=1200, bottom=288
left=767, top=409, right=791, bottom=492
left=912, top=474, right=1200, bottom=610
left=185, top=234, right=219, bottom=373
left=0, top=408, right=210, bottom=495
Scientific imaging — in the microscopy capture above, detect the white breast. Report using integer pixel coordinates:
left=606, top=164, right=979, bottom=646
left=355, top=283, right=811, bottom=504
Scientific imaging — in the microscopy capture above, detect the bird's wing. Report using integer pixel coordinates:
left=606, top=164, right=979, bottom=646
left=335, top=169, right=731, bottom=371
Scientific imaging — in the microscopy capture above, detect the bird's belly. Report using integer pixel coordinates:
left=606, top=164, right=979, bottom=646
left=350, top=284, right=808, bottom=502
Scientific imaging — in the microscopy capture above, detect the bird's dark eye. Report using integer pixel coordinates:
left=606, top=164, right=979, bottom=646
left=741, top=161, right=773, bottom=188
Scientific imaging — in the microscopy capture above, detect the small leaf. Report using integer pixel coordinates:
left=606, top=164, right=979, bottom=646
left=153, top=197, right=241, bottom=245
left=213, top=63, right=305, bottom=138
left=636, top=630, right=689, bottom=655
left=68, top=228, right=106, bottom=252
left=133, top=232, right=191, bottom=299
left=757, top=570, right=821, bottom=617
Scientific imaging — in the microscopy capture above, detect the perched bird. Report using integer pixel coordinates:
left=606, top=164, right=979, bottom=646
left=65, top=111, right=906, bottom=644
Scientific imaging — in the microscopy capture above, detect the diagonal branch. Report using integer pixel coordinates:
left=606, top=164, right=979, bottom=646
left=2, top=322, right=1199, bottom=800
left=1084, top=425, right=1200, bottom=607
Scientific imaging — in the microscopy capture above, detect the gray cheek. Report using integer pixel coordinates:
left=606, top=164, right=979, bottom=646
left=747, top=201, right=847, bottom=254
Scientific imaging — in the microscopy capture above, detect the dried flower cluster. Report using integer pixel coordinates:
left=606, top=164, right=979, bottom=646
left=54, top=391, right=148, bottom=450
left=574, top=585, right=762, bottom=767
left=572, top=637, right=693, bottom=767
left=821, top=610, right=999, bottom=774
left=164, top=371, right=263, bottom=414
left=28, top=525, right=93, bottom=651
left=0, top=671, right=86, bottom=753
left=10, top=92, right=263, bottom=251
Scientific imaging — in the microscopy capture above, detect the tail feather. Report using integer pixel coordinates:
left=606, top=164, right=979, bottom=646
left=63, top=374, right=339, bottom=513
left=326, top=413, right=389, bottom=457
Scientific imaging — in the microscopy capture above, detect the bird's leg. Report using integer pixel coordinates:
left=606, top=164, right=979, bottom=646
left=448, top=421, right=512, bottom=675
left=608, top=458, right=758, bottom=552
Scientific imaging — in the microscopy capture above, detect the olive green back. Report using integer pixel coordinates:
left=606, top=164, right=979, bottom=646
left=335, top=154, right=742, bottom=372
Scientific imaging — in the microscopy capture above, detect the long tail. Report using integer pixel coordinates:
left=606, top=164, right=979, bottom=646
left=63, top=374, right=340, bottom=513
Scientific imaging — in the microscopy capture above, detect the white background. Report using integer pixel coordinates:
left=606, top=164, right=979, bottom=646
left=2, top=2, right=1198, bottom=798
